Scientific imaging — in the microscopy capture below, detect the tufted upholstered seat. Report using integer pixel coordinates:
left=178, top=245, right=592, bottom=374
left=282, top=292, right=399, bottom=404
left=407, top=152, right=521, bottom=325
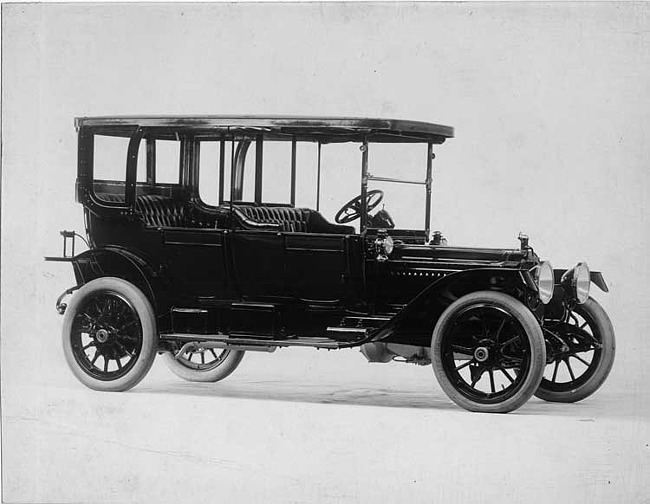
left=233, top=205, right=354, bottom=234
left=94, top=192, right=353, bottom=233
left=135, top=195, right=189, bottom=227
left=95, top=193, right=191, bottom=227
left=233, top=205, right=309, bottom=232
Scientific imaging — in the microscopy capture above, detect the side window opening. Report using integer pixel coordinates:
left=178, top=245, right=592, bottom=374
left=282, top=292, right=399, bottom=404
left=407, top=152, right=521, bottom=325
left=319, top=143, right=360, bottom=227
left=93, top=134, right=130, bottom=181
left=221, top=139, right=309, bottom=207
left=225, top=138, right=256, bottom=203
left=136, top=140, right=147, bottom=183
left=198, top=140, right=223, bottom=206
left=93, top=131, right=182, bottom=204
left=134, top=137, right=182, bottom=202
left=240, top=140, right=257, bottom=202
left=294, top=142, right=320, bottom=210
left=197, top=139, right=238, bottom=207
left=92, top=133, right=132, bottom=203
left=155, top=139, right=181, bottom=184
left=262, top=141, right=292, bottom=204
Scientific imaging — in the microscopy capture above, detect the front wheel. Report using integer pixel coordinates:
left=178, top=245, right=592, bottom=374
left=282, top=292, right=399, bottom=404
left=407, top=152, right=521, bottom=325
left=535, top=297, right=615, bottom=403
left=431, top=291, right=546, bottom=413
left=163, top=346, right=245, bottom=382
left=62, top=277, right=158, bottom=392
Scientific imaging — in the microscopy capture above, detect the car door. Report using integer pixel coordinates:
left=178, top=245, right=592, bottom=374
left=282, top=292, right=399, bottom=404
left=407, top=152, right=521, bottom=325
left=284, top=232, right=363, bottom=304
left=229, top=229, right=286, bottom=298
left=163, top=228, right=230, bottom=299
left=228, top=229, right=363, bottom=305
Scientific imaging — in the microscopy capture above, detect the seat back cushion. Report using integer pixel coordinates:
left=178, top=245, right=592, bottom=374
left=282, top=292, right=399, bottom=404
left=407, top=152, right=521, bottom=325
left=135, top=195, right=188, bottom=227
left=234, top=205, right=354, bottom=234
left=234, top=205, right=309, bottom=232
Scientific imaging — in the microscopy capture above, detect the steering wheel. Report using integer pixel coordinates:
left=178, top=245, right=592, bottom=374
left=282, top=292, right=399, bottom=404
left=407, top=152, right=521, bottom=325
left=334, top=189, right=384, bottom=224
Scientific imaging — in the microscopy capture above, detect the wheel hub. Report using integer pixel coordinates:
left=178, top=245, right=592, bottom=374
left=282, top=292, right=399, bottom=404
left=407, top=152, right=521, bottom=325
left=474, top=346, right=489, bottom=363
left=96, top=328, right=110, bottom=343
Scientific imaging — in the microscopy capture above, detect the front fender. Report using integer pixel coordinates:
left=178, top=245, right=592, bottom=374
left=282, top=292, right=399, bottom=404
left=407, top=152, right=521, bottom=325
left=372, top=268, right=536, bottom=347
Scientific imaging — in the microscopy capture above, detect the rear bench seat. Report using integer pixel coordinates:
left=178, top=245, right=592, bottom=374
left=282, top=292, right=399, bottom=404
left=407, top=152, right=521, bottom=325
left=135, top=194, right=189, bottom=227
left=96, top=193, right=192, bottom=227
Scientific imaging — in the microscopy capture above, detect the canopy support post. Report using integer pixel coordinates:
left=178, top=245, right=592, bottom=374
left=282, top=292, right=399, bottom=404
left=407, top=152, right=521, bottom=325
left=316, top=142, right=322, bottom=211
left=254, top=135, right=263, bottom=203
left=229, top=138, right=236, bottom=226
left=146, top=138, right=155, bottom=184
left=291, top=138, right=297, bottom=207
left=125, top=128, right=144, bottom=208
left=360, top=139, right=369, bottom=232
left=425, top=142, right=434, bottom=242
left=218, top=137, right=225, bottom=205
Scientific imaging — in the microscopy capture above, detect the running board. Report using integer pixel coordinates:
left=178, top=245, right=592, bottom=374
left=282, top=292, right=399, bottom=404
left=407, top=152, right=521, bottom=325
left=173, top=340, right=277, bottom=353
left=160, top=333, right=347, bottom=350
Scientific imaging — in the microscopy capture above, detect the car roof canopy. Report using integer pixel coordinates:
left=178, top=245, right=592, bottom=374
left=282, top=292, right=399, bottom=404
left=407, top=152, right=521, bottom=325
left=75, top=115, right=454, bottom=144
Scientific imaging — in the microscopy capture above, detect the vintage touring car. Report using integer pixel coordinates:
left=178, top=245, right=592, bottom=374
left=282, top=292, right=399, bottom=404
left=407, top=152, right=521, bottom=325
left=46, top=115, right=615, bottom=413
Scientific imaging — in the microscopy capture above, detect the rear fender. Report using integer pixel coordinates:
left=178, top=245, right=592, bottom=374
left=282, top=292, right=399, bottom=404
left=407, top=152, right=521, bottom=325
left=373, top=268, right=536, bottom=347
left=70, top=247, right=167, bottom=314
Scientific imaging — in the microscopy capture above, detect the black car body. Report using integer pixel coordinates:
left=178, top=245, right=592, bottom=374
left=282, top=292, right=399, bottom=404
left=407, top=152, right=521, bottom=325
left=47, top=116, right=615, bottom=413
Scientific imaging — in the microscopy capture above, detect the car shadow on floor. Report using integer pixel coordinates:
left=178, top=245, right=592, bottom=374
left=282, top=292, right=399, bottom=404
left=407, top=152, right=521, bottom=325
left=138, top=378, right=459, bottom=410
left=135, top=377, right=641, bottom=418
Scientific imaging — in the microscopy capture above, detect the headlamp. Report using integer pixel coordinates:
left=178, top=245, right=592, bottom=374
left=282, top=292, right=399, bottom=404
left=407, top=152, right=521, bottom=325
left=561, top=262, right=590, bottom=304
left=534, top=261, right=554, bottom=304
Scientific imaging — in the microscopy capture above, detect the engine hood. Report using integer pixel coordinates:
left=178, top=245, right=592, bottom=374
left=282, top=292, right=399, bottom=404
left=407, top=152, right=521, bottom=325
left=389, top=243, right=530, bottom=270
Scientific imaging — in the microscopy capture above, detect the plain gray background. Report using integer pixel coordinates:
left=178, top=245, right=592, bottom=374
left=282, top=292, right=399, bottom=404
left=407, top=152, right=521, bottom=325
left=2, top=3, right=649, bottom=503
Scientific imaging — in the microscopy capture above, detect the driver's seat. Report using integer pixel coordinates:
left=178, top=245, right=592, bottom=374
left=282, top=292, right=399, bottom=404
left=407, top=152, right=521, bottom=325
left=306, top=211, right=355, bottom=234
left=232, top=204, right=354, bottom=234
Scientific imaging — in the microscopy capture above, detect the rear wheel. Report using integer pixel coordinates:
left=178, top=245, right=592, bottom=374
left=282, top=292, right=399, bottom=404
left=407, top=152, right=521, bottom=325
left=535, top=297, right=615, bottom=403
left=62, top=277, right=158, bottom=392
left=163, top=347, right=245, bottom=382
left=431, top=291, right=546, bottom=413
